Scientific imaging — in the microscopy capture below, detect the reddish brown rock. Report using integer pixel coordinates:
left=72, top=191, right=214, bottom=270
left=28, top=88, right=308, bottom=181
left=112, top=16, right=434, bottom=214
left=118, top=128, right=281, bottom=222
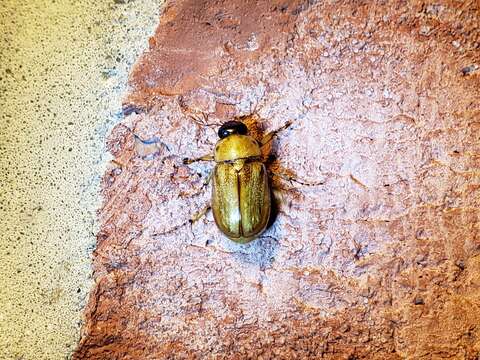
left=75, top=0, right=480, bottom=359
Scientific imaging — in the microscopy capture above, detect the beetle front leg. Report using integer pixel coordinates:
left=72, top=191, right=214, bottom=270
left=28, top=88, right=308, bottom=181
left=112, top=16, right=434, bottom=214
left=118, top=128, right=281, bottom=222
left=183, top=154, right=214, bottom=164
left=260, top=120, right=293, bottom=147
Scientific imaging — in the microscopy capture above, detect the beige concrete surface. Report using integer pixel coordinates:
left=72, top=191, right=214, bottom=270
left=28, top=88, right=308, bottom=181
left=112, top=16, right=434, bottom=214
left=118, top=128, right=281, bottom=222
left=0, top=1, right=161, bottom=359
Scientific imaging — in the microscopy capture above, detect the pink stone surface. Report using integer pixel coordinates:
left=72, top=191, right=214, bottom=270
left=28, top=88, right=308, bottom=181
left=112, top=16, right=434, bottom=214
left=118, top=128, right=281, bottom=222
left=76, top=1, right=480, bottom=358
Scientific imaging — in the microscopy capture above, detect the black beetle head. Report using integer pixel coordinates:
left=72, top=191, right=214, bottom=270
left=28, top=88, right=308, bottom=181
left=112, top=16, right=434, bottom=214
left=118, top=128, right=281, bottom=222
left=218, top=121, right=248, bottom=139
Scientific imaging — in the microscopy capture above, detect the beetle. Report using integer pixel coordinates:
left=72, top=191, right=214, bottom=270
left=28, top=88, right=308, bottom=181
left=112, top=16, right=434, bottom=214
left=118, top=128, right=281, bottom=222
left=183, top=119, right=292, bottom=243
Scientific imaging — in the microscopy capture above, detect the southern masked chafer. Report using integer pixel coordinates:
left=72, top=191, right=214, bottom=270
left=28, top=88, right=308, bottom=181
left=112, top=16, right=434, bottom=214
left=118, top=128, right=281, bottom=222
left=183, top=119, right=304, bottom=243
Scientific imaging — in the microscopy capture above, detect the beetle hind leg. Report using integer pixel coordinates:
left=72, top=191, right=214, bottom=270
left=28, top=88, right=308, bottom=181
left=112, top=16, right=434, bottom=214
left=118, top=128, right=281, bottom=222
left=189, top=204, right=211, bottom=224
left=152, top=204, right=211, bottom=238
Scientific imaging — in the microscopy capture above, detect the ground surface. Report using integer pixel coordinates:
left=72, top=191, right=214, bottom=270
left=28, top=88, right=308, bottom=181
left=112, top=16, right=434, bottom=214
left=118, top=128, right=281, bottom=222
left=0, top=1, right=161, bottom=359
left=75, top=0, right=479, bottom=359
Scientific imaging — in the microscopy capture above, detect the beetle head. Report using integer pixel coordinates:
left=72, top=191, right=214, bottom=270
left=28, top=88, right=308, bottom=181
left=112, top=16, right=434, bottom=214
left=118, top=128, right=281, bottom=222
left=218, top=121, right=248, bottom=139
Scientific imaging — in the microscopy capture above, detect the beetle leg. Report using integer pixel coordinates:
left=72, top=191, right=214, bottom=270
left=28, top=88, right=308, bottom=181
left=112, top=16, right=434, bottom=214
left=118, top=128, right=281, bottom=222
left=203, top=169, right=213, bottom=186
left=183, top=154, right=214, bottom=164
left=270, top=169, right=324, bottom=187
left=189, top=205, right=211, bottom=224
left=260, top=120, right=293, bottom=147
left=152, top=204, right=211, bottom=238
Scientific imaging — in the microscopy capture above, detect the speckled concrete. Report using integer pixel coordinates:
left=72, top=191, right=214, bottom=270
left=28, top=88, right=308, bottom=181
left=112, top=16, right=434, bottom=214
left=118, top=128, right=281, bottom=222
left=0, top=1, right=162, bottom=359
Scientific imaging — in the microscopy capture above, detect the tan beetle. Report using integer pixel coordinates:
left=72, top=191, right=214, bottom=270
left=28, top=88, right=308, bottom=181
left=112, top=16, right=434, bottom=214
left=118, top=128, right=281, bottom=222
left=183, top=120, right=292, bottom=243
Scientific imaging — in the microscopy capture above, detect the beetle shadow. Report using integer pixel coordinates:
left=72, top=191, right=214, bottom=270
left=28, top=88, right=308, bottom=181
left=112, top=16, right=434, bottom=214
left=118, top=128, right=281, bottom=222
left=267, top=184, right=280, bottom=230
left=229, top=234, right=280, bottom=271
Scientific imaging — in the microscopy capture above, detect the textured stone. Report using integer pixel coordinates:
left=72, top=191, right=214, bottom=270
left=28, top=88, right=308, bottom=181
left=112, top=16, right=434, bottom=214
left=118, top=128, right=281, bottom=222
left=76, top=0, right=480, bottom=358
left=0, top=1, right=160, bottom=359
